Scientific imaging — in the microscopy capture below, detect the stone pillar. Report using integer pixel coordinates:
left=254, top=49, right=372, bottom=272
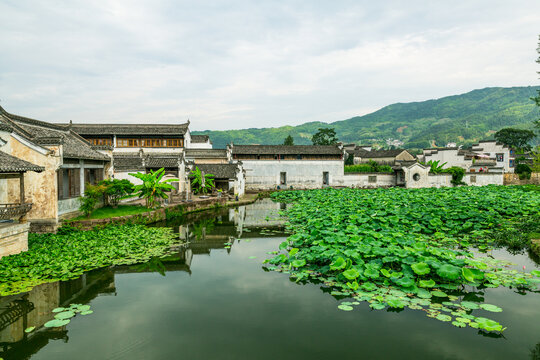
left=79, top=159, right=85, bottom=196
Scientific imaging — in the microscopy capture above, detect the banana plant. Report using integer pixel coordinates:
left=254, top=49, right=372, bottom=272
left=191, top=167, right=215, bottom=194
left=129, top=168, right=178, bottom=208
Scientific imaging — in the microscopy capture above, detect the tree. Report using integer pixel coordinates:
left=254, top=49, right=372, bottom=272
left=129, top=168, right=178, bottom=208
left=533, top=35, right=540, bottom=130
left=283, top=135, right=294, bottom=146
left=311, top=128, right=338, bottom=145
left=344, top=153, right=354, bottom=165
left=190, top=166, right=215, bottom=194
left=494, top=128, right=536, bottom=151
left=100, top=179, right=134, bottom=208
left=79, top=183, right=107, bottom=217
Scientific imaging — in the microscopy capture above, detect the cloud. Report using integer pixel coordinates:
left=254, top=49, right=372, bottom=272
left=0, top=0, right=539, bottom=130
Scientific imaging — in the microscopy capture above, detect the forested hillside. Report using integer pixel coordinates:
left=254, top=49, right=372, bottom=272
left=193, top=86, right=540, bottom=149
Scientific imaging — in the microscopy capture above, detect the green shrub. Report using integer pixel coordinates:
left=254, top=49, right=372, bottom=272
left=442, top=166, right=466, bottom=186
left=100, top=179, right=135, bottom=207
left=516, top=163, right=532, bottom=180
left=345, top=162, right=392, bottom=173
left=79, top=183, right=107, bottom=217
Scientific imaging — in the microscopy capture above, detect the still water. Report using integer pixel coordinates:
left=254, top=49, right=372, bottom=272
left=1, top=199, right=539, bottom=360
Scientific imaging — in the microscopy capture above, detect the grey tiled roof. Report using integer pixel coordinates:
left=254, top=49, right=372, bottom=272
left=185, top=149, right=228, bottom=158
left=145, top=156, right=180, bottom=168
left=0, top=150, right=45, bottom=173
left=70, top=123, right=189, bottom=136
left=190, top=164, right=239, bottom=179
left=232, top=145, right=342, bottom=155
left=113, top=154, right=144, bottom=171
left=353, top=149, right=411, bottom=158
left=113, top=153, right=181, bottom=171
left=190, top=134, right=210, bottom=143
left=0, top=106, right=110, bottom=161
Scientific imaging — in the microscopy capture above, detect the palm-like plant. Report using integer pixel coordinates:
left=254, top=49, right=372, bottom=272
left=129, top=168, right=178, bottom=208
left=191, top=167, right=215, bottom=194
left=420, top=160, right=447, bottom=174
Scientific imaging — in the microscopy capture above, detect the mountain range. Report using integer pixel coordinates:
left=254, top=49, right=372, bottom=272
left=192, top=86, right=540, bottom=149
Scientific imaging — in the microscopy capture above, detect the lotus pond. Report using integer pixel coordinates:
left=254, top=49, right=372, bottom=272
left=0, top=189, right=539, bottom=360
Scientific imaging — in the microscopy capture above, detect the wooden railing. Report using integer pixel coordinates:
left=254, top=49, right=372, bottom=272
left=0, top=203, right=33, bottom=220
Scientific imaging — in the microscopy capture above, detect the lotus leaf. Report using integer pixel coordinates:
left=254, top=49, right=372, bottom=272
left=387, top=299, right=405, bottom=308
left=418, top=279, right=436, bottom=288
left=338, top=304, right=354, bottom=311
left=361, top=283, right=378, bottom=292
left=436, top=264, right=461, bottom=281
left=452, top=321, right=467, bottom=328
left=461, top=268, right=475, bottom=282
left=81, top=310, right=94, bottom=315
left=343, top=268, right=360, bottom=280
left=479, top=304, right=503, bottom=312
left=460, top=301, right=479, bottom=310
left=44, top=319, right=70, bottom=328
left=411, top=262, right=430, bottom=276
left=430, top=290, right=447, bottom=298
left=435, top=314, right=452, bottom=322
left=291, top=259, right=306, bottom=268
left=330, top=257, right=347, bottom=270
left=475, top=317, right=505, bottom=332
left=52, top=307, right=66, bottom=313
left=364, top=268, right=380, bottom=279
left=24, top=326, right=35, bottom=333
left=54, top=310, right=75, bottom=320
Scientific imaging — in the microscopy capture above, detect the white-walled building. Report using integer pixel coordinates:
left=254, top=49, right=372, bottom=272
left=471, top=140, right=513, bottom=173
left=230, top=144, right=345, bottom=190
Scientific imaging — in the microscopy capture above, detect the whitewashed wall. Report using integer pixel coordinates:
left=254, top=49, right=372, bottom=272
left=427, top=174, right=453, bottom=187
left=334, top=173, right=396, bottom=188
left=471, top=142, right=511, bottom=173
left=464, top=173, right=503, bottom=186
left=423, top=149, right=472, bottom=169
left=242, top=160, right=344, bottom=190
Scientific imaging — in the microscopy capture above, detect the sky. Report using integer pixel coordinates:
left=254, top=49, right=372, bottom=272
left=1, top=0, right=539, bottom=131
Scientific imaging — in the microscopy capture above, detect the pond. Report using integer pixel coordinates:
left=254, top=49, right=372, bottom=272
left=1, top=198, right=539, bottom=360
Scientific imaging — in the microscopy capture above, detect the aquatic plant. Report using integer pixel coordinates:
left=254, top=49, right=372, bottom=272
left=0, top=225, right=177, bottom=296
left=266, top=186, right=540, bottom=333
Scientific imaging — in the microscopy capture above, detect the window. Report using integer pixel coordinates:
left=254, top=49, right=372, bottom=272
left=470, top=175, right=476, bottom=183
left=413, top=173, right=421, bottom=181
left=496, top=153, right=504, bottom=162
left=509, top=159, right=514, bottom=168
left=280, top=172, right=287, bottom=185
left=368, top=175, right=377, bottom=183
left=296, top=155, right=302, bottom=160
left=58, top=168, right=80, bottom=199
left=116, top=138, right=184, bottom=148
left=323, top=172, right=329, bottom=185
left=89, top=138, right=112, bottom=146
left=280, top=155, right=285, bottom=160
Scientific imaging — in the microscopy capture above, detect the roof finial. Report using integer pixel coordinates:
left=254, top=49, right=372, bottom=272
left=68, top=120, right=72, bottom=130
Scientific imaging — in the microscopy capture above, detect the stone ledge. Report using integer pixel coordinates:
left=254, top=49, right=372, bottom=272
left=0, top=222, right=29, bottom=258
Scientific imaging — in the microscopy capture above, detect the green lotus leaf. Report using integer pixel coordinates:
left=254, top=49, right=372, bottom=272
left=361, top=282, right=378, bottom=292
left=370, top=302, right=386, bottom=310
left=430, top=290, right=447, bottom=297
left=475, top=317, right=504, bottom=332
left=364, top=268, right=380, bottom=279
left=81, top=310, right=94, bottom=315
left=460, top=301, right=479, bottom=310
left=330, top=257, right=347, bottom=270
left=343, top=268, right=360, bottom=280
left=387, top=299, right=405, bottom=308
left=479, top=304, right=503, bottom=312
left=530, top=270, right=540, bottom=277
left=393, top=276, right=415, bottom=288
left=435, top=314, right=452, bottom=322
left=54, top=311, right=75, bottom=320
left=44, top=319, right=70, bottom=328
left=52, top=307, right=66, bottom=313
left=346, top=281, right=359, bottom=290
left=24, top=326, right=35, bottom=333
left=291, top=259, right=306, bottom=267
left=452, top=320, right=467, bottom=328
left=417, top=288, right=432, bottom=299
left=411, top=262, right=430, bottom=276
left=456, top=317, right=471, bottom=323
left=418, top=279, right=436, bottom=288
left=338, top=304, right=354, bottom=311
left=436, top=264, right=461, bottom=281
left=288, top=248, right=299, bottom=257
left=469, top=322, right=479, bottom=329
left=461, top=268, right=475, bottom=282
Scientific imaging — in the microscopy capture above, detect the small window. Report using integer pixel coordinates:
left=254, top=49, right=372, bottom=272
left=470, top=175, right=476, bottom=183
left=413, top=173, right=420, bottom=181
left=323, top=172, right=329, bottom=185
left=296, top=155, right=302, bottom=160
left=509, top=159, right=514, bottom=168
left=280, top=172, right=287, bottom=185
left=280, top=155, right=285, bottom=160
left=368, top=175, right=377, bottom=183
left=496, top=153, right=504, bottom=162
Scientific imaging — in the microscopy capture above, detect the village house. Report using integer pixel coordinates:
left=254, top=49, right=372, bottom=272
left=351, top=148, right=415, bottom=165
left=471, top=140, right=513, bottom=172
left=0, top=106, right=110, bottom=232
left=230, top=144, right=345, bottom=190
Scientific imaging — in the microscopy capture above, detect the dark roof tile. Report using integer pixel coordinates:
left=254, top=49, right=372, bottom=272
left=0, top=150, right=45, bottom=173
left=70, top=123, right=189, bottom=136
left=232, top=145, right=342, bottom=155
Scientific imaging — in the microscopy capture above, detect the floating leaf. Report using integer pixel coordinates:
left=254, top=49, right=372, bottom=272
left=460, top=301, right=479, bottom=310
left=430, top=290, right=447, bottom=298
left=387, top=299, right=405, bottom=308
left=52, top=307, right=65, bottom=313
left=418, top=279, right=436, bottom=288
left=361, top=282, right=378, bottom=292
left=435, top=314, right=452, bottom=322
left=343, top=268, right=360, bottom=280
left=364, top=268, right=380, bottom=279
left=338, top=304, right=354, bottom=311
left=44, top=319, right=70, bottom=328
left=452, top=320, right=467, bottom=328
left=54, top=311, right=75, bottom=320
left=411, top=262, right=430, bottom=276
left=24, top=326, right=35, bottom=333
left=81, top=310, right=94, bottom=315
left=291, top=259, right=306, bottom=267
left=248, top=256, right=257, bottom=259
left=461, top=268, right=475, bottom=282
left=370, top=302, right=386, bottom=310
left=436, top=265, right=461, bottom=281
left=479, top=304, right=503, bottom=313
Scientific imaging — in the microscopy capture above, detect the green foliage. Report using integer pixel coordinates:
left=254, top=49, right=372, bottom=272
left=442, top=166, right=466, bottom=186
left=345, top=161, right=392, bottom=173
left=129, top=168, right=178, bottom=208
left=421, top=160, right=447, bottom=174
left=494, top=128, right=536, bottom=151
left=311, top=128, right=338, bottom=145
left=516, top=163, right=532, bottom=180
left=0, top=225, right=177, bottom=296
left=79, top=183, right=107, bottom=217
left=100, top=179, right=134, bottom=207
left=190, top=166, right=215, bottom=194
left=283, top=134, right=294, bottom=145
left=266, top=186, right=540, bottom=332
left=344, top=153, right=354, bottom=166
left=192, top=86, right=540, bottom=148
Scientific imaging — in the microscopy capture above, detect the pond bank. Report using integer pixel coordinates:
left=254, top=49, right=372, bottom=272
left=64, top=193, right=259, bottom=230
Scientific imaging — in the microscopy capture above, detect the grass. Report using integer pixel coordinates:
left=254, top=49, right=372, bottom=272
left=344, top=164, right=393, bottom=173
left=72, top=205, right=151, bottom=220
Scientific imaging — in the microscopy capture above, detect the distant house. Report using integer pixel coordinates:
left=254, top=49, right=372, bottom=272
left=189, top=135, right=213, bottom=149
left=352, top=148, right=415, bottom=165
left=230, top=144, right=344, bottom=190
left=187, top=163, right=245, bottom=196
left=0, top=106, right=110, bottom=231
left=471, top=140, right=512, bottom=173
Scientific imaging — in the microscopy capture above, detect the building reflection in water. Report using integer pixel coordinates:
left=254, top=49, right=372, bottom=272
left=0, top=198, right=288, bottom=358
